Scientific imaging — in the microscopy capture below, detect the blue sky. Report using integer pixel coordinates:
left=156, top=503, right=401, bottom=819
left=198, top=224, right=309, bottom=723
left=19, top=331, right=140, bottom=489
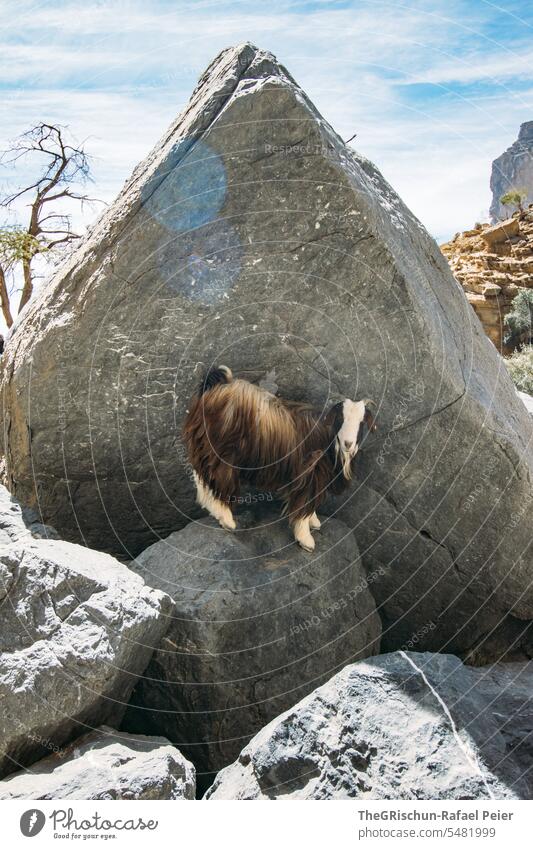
left=1, top=0, right=533, bottom=247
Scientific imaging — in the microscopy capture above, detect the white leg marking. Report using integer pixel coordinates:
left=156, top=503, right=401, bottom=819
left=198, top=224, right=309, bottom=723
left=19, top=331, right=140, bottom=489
left=193, top=472, right=236, bottom=530
left=309, top=512, right=321, bottom=531
left=294, top=516, right=315, bottom=552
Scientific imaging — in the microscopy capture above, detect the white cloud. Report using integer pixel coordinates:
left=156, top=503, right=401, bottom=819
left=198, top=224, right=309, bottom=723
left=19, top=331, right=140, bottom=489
left=406, top=46, right=533, bottom=85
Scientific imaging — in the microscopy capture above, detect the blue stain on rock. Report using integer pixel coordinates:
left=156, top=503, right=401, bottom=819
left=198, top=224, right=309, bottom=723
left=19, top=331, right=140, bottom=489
left=142, top=137, right=243, bottom=304
left=156, top=218, right=243, bottom=305
left=142, top=137, right=227, bottom=233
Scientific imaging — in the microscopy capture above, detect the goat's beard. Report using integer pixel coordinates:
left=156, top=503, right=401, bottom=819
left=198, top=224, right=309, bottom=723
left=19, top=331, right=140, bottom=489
left=336, top=440, right=355, bottom=480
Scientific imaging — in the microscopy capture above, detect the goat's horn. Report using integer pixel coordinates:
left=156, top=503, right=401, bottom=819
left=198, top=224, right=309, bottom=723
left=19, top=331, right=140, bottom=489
left=363, top=398, right=376, bottom=408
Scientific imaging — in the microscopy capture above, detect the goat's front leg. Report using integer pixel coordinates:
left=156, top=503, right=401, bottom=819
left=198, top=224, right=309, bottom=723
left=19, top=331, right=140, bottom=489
left=193, top=472, right=236, bottom=530
left=293, top=515, right=315, bottom=552
left=309, top=512, right=321, bottom=531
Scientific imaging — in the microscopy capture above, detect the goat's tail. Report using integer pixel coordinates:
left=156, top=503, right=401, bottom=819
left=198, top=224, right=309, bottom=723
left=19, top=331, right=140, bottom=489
left=198, top=364, right=233, bottom=396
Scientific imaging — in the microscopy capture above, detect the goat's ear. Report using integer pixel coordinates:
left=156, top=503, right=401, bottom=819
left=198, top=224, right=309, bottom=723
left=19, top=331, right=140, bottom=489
left=364, top=407, right=377, bottom=433
left=327, top=401, right=344, bottom=432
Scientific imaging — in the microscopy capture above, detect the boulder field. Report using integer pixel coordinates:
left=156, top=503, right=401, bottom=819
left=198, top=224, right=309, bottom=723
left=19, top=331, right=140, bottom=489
left=0, top=484, right=530, bottom=800
left=0, top=44, right=531, bottom=662
left=123, top=508, right=381, bottom=790
left=0, top=43, right=532, bottom=801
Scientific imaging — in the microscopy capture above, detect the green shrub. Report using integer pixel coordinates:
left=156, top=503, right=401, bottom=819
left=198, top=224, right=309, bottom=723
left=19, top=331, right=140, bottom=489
left=505, top=346, right=533, bottom=394
left=500, top=188, right=527, bottom=215
left=504, top=289, right=533, bottom=347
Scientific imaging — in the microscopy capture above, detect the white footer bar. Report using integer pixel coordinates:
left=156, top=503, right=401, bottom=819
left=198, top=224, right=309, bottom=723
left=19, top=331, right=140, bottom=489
left=3, top=799, right=531, bottom=848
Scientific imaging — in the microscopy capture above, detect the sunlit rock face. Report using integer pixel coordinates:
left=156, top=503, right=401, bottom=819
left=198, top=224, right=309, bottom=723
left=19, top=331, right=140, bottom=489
left=1, top=44, right=532, bottom=660
left=490, top=121, right=533, bottom=222
left=206, top=653, right=533, bottom=800
left=0, top=727, right=195, bottom=800
left=440, top=210, right=533, bottom=353
left=0, top=484, right=172, bottom=779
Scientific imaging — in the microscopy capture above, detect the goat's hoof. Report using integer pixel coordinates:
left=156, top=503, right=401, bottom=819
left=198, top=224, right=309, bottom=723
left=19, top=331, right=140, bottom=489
left=219, top=516, right=236, bottom=531
left=309, top=514, right=322, bottom=531
left=297, top=537, right=315, bottom=552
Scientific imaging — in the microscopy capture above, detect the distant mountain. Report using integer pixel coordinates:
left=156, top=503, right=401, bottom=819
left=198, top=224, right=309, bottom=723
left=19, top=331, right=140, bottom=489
left=490, top=121, right=533, bottom=223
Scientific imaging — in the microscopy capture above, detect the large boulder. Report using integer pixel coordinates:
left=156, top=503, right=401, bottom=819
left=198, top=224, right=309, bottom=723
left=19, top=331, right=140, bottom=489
left=0, top=726, right=194, bottom=800
left=0, top=43, right=531, bottom=660
left=206, top=651, right=533, bottom=800
left=0, top=486, right=172, bottom=778
left=122, top=509, right=381, bottom=790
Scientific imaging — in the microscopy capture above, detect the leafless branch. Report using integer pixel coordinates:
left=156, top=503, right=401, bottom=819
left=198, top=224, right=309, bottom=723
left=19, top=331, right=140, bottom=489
left=0, top=122, right=101, bottom=316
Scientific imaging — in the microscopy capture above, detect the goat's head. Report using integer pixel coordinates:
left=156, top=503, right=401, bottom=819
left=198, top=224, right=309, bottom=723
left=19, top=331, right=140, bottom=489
left=329, top=398, right=377, bottom=479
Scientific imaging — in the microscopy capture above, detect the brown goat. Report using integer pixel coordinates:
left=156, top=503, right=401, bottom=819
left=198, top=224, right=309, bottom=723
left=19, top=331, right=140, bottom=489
left=183, top=366, right=376, bottom=550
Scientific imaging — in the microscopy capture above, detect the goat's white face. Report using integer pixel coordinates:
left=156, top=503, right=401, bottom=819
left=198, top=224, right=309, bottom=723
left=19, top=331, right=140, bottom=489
left=336, top=399, right=366, bottom=479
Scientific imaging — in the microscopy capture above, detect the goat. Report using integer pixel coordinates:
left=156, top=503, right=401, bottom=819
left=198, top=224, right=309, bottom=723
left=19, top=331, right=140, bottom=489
left=183, top=366, right=376, bottom=551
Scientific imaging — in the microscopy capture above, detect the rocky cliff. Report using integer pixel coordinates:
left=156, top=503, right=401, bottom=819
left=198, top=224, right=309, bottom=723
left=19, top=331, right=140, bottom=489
left=441, top=209, right=533, bottom=351
left=490, top=121, right=533, bottom=222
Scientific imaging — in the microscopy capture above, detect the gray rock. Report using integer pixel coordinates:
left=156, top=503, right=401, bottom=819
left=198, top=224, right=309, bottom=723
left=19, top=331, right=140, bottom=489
left=24, top=522, right=61, bottom=540
left=0, top=726, right=194, bottom=800
left=0, top=483, right=58, bottom=548
left=206, top=651, right=533, bottom=800
left=490, top=121, right=533, bottom=222
left=123, top=508, right=381, bottom=789
left=0, top=492, right=173, bottom=777
left=519, top=391, right=533, bottom=416
left=1, top=44, right=531, bottom=660
left=20, top=504, right=61, bottom=540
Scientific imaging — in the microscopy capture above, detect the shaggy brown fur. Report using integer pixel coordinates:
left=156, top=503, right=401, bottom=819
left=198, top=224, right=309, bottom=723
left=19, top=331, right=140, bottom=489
left=183, top=366, right=376, bottom=531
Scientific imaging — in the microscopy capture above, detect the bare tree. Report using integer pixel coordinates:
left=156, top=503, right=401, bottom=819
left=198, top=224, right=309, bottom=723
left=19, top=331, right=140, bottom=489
left=0, top=123, right=101, bottom=326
